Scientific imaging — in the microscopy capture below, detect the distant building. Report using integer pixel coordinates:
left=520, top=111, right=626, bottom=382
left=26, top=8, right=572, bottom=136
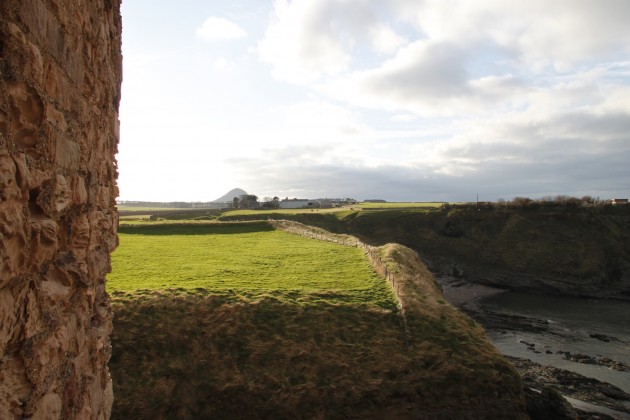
left=317, top=199, right=333, bottom=208
left=326, top=198, right=357, bottom=207
left=280, top=198, right=315, bottom=209
left=612, top=198, right=629, bottom=205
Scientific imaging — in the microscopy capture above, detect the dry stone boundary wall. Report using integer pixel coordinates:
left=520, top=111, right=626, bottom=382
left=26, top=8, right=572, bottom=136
left=0, top=0, right=122, bottom=418
left=269, top=220, right=411, bottom=343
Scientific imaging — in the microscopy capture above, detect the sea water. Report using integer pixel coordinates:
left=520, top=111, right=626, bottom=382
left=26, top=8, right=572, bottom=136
left=477, top=291, right=630, bottom=393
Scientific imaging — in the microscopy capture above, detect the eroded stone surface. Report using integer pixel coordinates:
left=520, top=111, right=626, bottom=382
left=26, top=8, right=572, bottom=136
left=0, top=0, right=121, bottom=418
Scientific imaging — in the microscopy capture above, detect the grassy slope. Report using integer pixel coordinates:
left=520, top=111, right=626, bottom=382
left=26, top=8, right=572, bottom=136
left=109, top=240, right=526, bottom=419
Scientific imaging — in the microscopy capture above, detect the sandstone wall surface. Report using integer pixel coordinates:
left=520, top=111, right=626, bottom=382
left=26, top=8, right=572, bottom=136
left=0, top=0, right=121, bottom=418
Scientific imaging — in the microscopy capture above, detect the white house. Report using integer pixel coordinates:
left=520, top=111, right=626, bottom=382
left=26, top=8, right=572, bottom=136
left=317, top=199, right=333, bottom=208
left=280, top=198, right=317, bottom=209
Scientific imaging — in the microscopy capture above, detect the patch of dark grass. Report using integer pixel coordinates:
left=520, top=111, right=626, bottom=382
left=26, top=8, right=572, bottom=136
left=118, top=221, right=274, bottom=235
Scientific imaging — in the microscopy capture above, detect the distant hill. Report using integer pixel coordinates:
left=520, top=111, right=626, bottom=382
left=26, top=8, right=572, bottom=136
left=212, top=188, right=248, bottom=203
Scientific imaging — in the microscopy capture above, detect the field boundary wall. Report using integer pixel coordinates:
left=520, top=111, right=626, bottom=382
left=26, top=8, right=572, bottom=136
left=270, top=220, right=411, bottom=344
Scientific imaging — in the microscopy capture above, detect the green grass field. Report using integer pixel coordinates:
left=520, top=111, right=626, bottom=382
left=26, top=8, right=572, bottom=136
left=221, top=207, right=349, bottom=217
left=224, top=202, right=445, bottom=215
left=357, top=202, right=445, bottom=209
left=108, top=222, right=526, bottom=419
left=117, top=206, right=187, bottom=211
left=116, top=203, right=448, bottom=226
left=108, top=222, right=395, bottom=307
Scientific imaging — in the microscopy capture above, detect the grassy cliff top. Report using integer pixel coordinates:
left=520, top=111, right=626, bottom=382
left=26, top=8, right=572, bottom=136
left=208, top=206, right=630, bottom=299
left=108, top=222, right=526, bottom=418
left=109, top=222, right=395, bottom=308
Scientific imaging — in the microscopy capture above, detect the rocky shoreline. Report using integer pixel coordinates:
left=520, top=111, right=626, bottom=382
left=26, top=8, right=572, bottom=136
left=460, top=304, right=629, bottom=373
left=439, top=278, right=630, bottom=419
left=509, top=356, right=630, bottom=418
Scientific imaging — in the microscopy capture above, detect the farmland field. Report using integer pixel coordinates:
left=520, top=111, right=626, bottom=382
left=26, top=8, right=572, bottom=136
left=117, top=206, right=185, bottom=212
left=108, top=221, right=395, bottom=307
left=221, top=207, right=349, bottom=217
left=357, top=202, right=446, bottom=209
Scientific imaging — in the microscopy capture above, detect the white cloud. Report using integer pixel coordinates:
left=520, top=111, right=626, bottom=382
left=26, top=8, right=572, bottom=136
left=370, top=22, right=407, bottom=54
left=258, top=0, right=352, bottom=83
left=388, top=0, right=630, bottom=72
left=319, top=40, right=484, bottom=116
left=230, top=102, right=630, bottom=200
left=302, top=0, right=630, bottom=115
left=258, top=0, right=409, bottom=84
left=196, top=17, right=247, bottom=42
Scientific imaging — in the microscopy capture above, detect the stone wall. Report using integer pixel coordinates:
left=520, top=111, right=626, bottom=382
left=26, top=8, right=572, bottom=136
left=0, top=0, right=121, bottom=418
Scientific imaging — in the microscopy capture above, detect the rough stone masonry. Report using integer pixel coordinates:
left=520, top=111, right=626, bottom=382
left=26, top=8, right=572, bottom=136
left=0, top=0, right=122, bottom=418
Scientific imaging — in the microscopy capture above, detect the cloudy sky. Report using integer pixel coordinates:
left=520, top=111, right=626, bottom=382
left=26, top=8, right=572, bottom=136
left=118, top=0, right=630, bottom=202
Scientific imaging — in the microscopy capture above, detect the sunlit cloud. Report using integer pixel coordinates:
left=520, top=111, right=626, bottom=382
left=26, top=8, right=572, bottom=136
left=258, top=0, right=352, bottom=83
left=196, top=16, right=247, bottom=42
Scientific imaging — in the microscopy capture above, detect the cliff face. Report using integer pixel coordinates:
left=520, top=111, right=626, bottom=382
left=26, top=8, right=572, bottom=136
left=344, top=208, right=630, bottom=300
left=0, top=0, right=121, bottom=418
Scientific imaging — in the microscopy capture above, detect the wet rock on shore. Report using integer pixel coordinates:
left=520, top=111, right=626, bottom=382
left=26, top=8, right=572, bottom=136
left=508, top=356, right=630, bottom=414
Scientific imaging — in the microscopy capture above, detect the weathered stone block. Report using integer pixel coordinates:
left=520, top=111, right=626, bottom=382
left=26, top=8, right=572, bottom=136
left=55, top=137, right=81, bottom=170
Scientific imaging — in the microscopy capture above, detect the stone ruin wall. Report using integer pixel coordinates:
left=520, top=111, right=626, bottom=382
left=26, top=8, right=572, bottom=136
left=0, top=0, right=121, bottom=418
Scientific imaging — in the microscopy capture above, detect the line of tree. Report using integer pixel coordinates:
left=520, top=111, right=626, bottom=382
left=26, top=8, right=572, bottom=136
left=445, top=195, right=624, bottom=210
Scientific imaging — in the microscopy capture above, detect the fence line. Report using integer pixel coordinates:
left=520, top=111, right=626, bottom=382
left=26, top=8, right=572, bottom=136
left=269, top=219, right=411, bottom=346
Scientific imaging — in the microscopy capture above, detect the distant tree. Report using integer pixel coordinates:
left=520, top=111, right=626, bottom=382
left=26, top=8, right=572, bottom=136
left=261, top=196, right=280, bottom=209
left=511, top=197, right=532, bottom=207
left=553, top=195, right=581, bottom=207
left=259, top=196, right=280, bottom=209
left=238, top=194, right=259, bottom=209
left=232, top=196, right=239, bottom=209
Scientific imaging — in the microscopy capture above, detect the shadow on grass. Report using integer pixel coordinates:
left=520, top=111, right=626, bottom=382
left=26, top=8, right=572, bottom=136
left=109, top=290, right=526, bottom=419
left=118, top=221, right=275, bottom=236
